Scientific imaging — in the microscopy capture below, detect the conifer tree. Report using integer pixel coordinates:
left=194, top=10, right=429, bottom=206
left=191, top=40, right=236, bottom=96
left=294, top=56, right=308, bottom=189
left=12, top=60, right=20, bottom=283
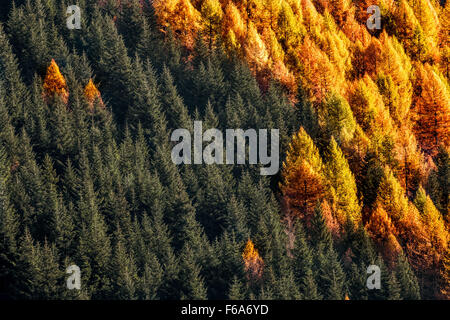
left=426, top=146, right=449, bottom=217
left=243, top=239, right=264, bottom=282
left=84, top=79, right=104, bottom=110
left=395, top=253, right=421, bottom=300
left=323, top=92, right=357, bottom=145
left=112, top=228, right=138, bottom=299
left=179, top=245, right=208, bottom=300
left=0, top=23, right=27, bottom=125
left=412, top=64, right=450, bottom=155
left=201, top=0, right=223, bottom=49
left=43, top=59, right=69, bottom=104
left=325, top=138, right=361, bottom=226
left=280, top=127, right=325, bottom=217
left=0, top=146, right=19, bottom=296
left=159, top=65, right=192, bottom=131
left=228, top=275, right=245, bottom=299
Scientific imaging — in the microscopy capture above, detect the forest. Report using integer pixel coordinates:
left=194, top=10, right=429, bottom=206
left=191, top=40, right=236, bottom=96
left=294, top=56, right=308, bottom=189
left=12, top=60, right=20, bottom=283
left=0, top=0, right=448, bottom=300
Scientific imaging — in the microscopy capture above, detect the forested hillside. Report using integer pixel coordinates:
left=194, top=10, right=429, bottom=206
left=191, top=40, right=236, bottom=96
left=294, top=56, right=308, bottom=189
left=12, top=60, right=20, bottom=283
left=0, top=0, right=448, bottom=300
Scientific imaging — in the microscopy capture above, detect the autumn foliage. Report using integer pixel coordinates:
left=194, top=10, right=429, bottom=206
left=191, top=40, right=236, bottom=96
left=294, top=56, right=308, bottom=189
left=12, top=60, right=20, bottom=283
left=1, top=0, right=448, bottom=300
left=43, top=59, right=69, bottom=104
left=242, top=239, right=264, bottom=281
left=84, top=79, right=104, bottom=109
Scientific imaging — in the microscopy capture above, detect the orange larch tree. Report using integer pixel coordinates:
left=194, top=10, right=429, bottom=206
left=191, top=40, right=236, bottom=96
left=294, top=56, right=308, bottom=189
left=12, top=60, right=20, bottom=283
left=43, top=59, right=69, bottom=104
left=242, top=239, right=264, bottom=282
left=365, top=203, right=402, bottom=266
left=153, top=0, right=203, bottom=49
left=84, top=79, right=104, bottom=110
left=412, top=64, right=450, bottom=155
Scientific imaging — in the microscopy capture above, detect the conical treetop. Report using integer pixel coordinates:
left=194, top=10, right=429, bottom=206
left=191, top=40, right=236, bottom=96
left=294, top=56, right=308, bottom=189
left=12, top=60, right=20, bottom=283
left=242, top=239, right=264, bottom=280
left=43, top=59, right=69, bottom=103
left=84, top=78, right=104, bottom=109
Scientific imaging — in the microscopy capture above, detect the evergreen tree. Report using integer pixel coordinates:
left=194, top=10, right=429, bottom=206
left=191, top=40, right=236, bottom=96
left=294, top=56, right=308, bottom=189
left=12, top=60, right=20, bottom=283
left=395, top=253, right=421, bottom=300
left=179, top=245, right=208, bottom=300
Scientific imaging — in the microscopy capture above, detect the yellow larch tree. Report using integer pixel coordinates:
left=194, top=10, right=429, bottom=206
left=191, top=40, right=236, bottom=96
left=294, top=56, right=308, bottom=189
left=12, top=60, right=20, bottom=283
left=262, top=0, right=282, bottom=30
left=153, top=0, right=203, bottom=49
left=244, top=22, right=269, bottom=72
left=409, top=0, right=440, bottom=44
left=377, top=32, right=413, bottom=123
left=438, top=3, right=449, bottom=77
left=328, top=0, right=354, bottom=28
left=201, top=0, right=223, bottom=49
left=414, top=186, right=448, bottom=256
left=222, top=1, right=246, bottom=45
left=298, top=37, right=341, bottom=104
left=394, top=126, right=425, bottom=195
left=279, top=127, right=326, bottom=217
left=365, top=203, right=403, bottom=265
left=275, top=1, right=303, bottom=49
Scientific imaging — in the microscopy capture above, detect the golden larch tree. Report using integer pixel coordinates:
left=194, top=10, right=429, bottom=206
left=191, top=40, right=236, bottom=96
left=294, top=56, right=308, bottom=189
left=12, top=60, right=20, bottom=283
left=412, top=64, right=450, bottom=155
left=153, top=0, right=203, bottom=49
left=43, top=59, right=69, bottom=104
left=242, top=239, right=264, bottom=281
left=84, top=79, right=104, bottom=110
left=280, top=127, right=326, bottom=217
left=366, top=203, right=402, bottom=265
left=201, top=0, right=223, bottom=49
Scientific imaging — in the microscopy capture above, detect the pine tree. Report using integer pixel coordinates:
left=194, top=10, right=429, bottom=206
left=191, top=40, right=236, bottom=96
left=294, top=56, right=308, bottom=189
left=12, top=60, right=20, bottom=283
left=16, top=229, right=62, bottom=299
left=225, top=196, right=249, bottom=243
left=275, top=270, right=301, bottom=299
left=179, top=245, right=208, bottom=300
left=112, top=228, right=138, bottom=299
left=213, top=232, right=245, bottom=299
left=310, top=203, right=333, bottom=251
left=77, top=150, right=113, bottom=298
left=159, top=65, right=192, bottom=131
left=139, top=254, right=164, bottom=300
left=0, top=23, right=27, bottom=125
left=228, top=276, right=245, bottom=299
left=308, top=203, right=346, bottom=300
left=117, top=0, right=147, bottom=54
left=0, top=146, right=19, bottom=297
left=292, top=222, right=319, bottom=299
left=387, top=271, right=402, bottom=300
left=395, top=253, right=421, bottom=300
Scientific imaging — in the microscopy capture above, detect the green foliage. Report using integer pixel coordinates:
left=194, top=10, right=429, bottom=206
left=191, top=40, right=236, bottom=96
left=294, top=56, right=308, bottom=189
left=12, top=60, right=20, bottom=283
left=325, top=138, right=361, bottom=225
